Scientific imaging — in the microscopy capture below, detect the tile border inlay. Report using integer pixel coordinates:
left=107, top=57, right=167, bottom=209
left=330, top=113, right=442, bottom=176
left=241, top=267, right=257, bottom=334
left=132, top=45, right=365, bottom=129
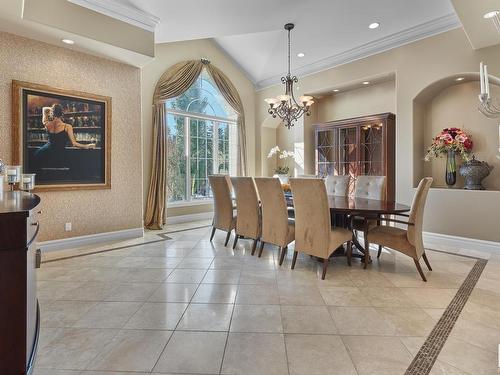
left=404, top=257, right=488, bottom=375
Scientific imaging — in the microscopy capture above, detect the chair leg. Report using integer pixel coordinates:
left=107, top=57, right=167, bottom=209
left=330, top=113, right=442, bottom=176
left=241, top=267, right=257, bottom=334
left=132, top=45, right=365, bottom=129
left=258, top=241, right=265, bottom=257
left=251, top=239, right=258, bottom=256
left=346, top=241, right=352, bottom=267
left=209, top=227, right=216, bottom=242
left=232, top=234, right=239, bottom=249
left=377, top=245, right=383, bottom=258
left=414, top=258, right=427, bottom=282
left=291, top=250, right=298, bottom=269
left=321, top=258, right=329, bottom=280
left=363, top=222, right=370, bottom=269
left=224, top=231, right=231, bottom=247
left=422, top=252, right=432, bottom=271
left=279, top=246, right=288, bottom=266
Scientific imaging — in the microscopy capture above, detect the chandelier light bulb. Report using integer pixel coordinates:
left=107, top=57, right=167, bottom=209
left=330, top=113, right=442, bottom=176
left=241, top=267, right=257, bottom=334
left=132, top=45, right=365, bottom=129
left=483, top=10, right=499, bottom=19
left=369, top=22, right=380, bottom=29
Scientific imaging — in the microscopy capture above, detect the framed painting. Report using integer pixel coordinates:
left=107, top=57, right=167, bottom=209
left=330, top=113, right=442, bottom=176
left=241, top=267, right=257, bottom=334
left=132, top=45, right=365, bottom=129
left=12, top=80, right=111, bottom=191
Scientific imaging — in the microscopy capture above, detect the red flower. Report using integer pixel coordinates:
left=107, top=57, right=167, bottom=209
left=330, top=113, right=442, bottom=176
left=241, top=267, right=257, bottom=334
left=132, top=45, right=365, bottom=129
left=463, top=139, right=473, bottom=150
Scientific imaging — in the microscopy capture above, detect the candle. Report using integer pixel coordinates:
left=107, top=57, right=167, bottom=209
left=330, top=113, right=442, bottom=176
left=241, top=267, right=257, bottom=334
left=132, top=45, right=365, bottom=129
left=480, top=62, right=485, bottom=95
left=7, top=169, right=16, bottom=175
left=484, top=65, right=490, bottom=98
left=22, top=177, right=31, bottom=183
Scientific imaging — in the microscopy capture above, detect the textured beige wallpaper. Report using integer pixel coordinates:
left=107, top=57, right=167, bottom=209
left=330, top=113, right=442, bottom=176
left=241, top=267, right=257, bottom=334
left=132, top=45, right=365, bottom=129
left=0, top=32, right=143, bottom=241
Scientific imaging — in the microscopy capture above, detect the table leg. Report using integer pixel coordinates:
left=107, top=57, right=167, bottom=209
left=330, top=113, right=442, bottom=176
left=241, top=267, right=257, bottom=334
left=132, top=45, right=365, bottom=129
left=363, top=217, right=369, bottom=269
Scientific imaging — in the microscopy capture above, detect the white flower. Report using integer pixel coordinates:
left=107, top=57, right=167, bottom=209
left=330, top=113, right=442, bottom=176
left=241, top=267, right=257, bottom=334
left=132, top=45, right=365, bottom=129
left=279, top=150, right=295, bottom=159
left=267, top=146, right=281, bottom=158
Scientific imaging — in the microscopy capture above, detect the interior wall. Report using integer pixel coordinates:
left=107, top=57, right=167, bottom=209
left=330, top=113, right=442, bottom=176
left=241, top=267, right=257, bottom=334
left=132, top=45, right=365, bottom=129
left=260, top=127, right=277, bottom=176
left=423, top=81, right=500, bottom=189
left=256, top=28, right=500, bottom=242
left=0, top=32, right=143, bottom=241
left=141, top=38, right=256, bottom=218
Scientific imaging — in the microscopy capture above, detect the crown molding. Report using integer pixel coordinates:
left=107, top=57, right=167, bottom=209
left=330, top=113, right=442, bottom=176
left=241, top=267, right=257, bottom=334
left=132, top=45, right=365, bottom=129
left=255, top=13, right=462, bottom=90
left=68, top=0, right=160, bottom=32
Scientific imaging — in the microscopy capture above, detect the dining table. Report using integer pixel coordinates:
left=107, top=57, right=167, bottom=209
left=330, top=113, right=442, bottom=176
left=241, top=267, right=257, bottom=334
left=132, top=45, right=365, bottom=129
left=285, top=194, right=411, bottom=268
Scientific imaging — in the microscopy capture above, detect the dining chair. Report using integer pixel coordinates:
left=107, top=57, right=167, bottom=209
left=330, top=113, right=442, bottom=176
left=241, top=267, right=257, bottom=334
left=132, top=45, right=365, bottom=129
left=351, top=175, right=387, bottom=257
left=289, top=178, right=352, bottom=280
left=297, top=174, right=317, bottom=178
left=324, top=175, right=350, bottom=196
left=365, top=177, right=433, bottom=281
left=254, top=177, right=295, bottom=264
left=208, top=175, right=236, bottom=247
left=230, top=177, right=261, bottom=254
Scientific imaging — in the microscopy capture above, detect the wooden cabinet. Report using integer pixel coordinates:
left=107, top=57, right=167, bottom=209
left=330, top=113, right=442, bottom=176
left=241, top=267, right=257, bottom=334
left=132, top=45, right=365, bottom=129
left=0, top=191, right=41, bottom=375
left=314, top=112, right=395, bottom=200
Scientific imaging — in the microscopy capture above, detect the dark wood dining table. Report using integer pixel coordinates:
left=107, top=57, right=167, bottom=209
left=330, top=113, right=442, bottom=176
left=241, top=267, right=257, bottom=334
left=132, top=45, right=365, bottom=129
left=285, top=194, right=411, bottom=268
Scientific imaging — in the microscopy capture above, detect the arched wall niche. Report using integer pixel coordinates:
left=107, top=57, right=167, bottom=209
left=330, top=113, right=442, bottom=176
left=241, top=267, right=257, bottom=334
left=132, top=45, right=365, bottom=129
left=412, top=73, right=500, bottom=190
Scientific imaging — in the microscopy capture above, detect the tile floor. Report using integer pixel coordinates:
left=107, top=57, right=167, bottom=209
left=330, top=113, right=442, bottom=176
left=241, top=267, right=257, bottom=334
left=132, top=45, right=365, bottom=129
left=34, top=222, right=500, bottom=375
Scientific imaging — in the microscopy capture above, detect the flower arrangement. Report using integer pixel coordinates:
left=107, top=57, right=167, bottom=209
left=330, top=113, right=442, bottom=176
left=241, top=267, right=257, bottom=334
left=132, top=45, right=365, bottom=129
left=267, top=146, right=295, bottom=175
left=424, top=127, right=473, bottom=162
left=281, top=183, right=291, bottom=192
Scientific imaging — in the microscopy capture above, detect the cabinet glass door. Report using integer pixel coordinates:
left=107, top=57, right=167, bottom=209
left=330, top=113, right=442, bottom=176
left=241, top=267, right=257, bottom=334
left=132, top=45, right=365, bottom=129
left=359, top=123, right=383, bottom=176
left=336, top=126, right=357, bottom=193
left=317, top=129, right=335, bottom=176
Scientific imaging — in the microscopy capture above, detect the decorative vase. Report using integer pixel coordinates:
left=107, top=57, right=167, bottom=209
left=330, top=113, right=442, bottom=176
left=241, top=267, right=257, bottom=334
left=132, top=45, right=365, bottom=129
left=445, top=150, right=456, bottom=187
left=459, top=155, right=493, bottom=190
left=274, top=174, right=289, bottom=184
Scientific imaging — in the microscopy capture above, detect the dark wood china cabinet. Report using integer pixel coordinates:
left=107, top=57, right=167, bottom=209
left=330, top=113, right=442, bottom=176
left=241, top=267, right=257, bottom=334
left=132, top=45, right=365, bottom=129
left=314, top=112, right=395, bottom=200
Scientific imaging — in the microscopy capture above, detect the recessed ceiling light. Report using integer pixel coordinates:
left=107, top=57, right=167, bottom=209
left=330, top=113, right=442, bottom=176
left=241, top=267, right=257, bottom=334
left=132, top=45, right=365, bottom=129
left=297, top=52, right=305, bottom=57
left=61, top=39, right=75, bottom=45
left=483, top=10, right=499, bottom=19
left=362, top=81, right=370, bottom=85
left=455, top=77, right=465, bottom=81
left=333, top=89, right=339, bottom=92
left=368, top=22, right=380, bottom=29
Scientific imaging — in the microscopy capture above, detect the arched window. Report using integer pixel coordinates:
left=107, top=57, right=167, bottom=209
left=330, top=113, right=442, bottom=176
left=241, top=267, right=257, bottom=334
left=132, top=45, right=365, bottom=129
left=166, top=69, right=238, bottom=203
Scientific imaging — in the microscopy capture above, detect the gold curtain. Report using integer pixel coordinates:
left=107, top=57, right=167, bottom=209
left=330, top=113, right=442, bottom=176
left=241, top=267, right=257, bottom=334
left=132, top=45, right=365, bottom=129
left=205, top=64, right=247, bottom=176
left=144, top=61, right=203, bottom=229
left=144, top=59, right=247, bottom=229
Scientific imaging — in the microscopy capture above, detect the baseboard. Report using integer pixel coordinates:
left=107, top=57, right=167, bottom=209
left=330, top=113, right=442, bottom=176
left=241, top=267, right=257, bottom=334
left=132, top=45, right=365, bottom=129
left=166, top=212, right=213, bottom=225
left=423, top=231, right=500, bottom=254
left=38, top=227, right=144, bottom=252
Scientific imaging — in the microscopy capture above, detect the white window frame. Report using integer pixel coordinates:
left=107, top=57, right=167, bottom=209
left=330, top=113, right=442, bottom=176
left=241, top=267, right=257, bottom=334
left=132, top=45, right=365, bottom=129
left=166, top=108, right=237, bottom=208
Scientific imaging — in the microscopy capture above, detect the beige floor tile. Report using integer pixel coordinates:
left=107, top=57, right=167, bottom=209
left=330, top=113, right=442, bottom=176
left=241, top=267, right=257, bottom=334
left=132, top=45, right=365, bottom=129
left=348, top=269, right=396, bottom=287
left=235, top=284, right=280, bottom=305
left=148, top=283, right=198, bottom=303
left=469, top=287, right=500, bottom=310
left=376, top=307, right=435, bottom=336
left=40, top=300, right=96, bottom=328
left=191, top=283, right=238, bottom=304
left=73, top=302, right=142, bottom=328
left=329, top=306, right=396, bottom=335
left=221, top=333, right=288, bottom=375
left=104, top=283, right=160, bottom=302
left=202, top=269, right=241, bottom=284
left=342, top=335, right=413, bottom=375
left=423, top=308, right=446, bottom=322
left=177, top=303, right=233, bottom=331
left=37, top=281, right=83, bottom=301
left=230, top=305, right=282, bottom=333
left=461, top=301, right=500, bottom=329
left=186, top=247, right=219, bottom=258
left=58, top=281, right=118, bottom=301
left=153, top=331, right=226, bottom=374
left=438, top=337, right=498, bottom=375
left=429, top=360, right=471, bottom=375
left=32, top=369, right=80, bottom=375
left=239, top=269, right=277, bottom=285
left=176, top=257, right=214, bottom=269
left=278, top=285, right=325, bottom=305
left=36, top=328, right=118, bottom=370
left=361, top=287, right=417, bottom=308
left=124, top=302, right=188, bottom=330
left=399, top=336, right=425, bottom=356
left=281, top=305, right=337, bottom=334
left=285, top=334, right=357, bottom=375
left=319, top=286, right=371, bottom=306
left=400, top=288, right=457, bottom=308
left=451, top=316, right=500, bottom=353
left=122, top=268, right=172, bottom=282
left=80, top=371, right=149, bottom=375
left=166, top=269, right=207, bottom=283
left=87, top=329, right=172, bottom=372
left=210, top=257, right=244, bottom=269
left=37, top=327, right=65, bottom=351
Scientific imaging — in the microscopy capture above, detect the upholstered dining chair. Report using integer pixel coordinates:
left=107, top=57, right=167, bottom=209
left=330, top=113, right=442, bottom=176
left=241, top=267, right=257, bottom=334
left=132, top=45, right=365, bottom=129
left=289, top=178, right=353, bottom=280
left=254, top=177, right=295, bottom=265
left=325, top=175, right=350, bottom=196
left=208, top=175, right=236, bottom=247
left=230, top=177, right=261, bottom=254
left=365, top=177, right=433, bottom=281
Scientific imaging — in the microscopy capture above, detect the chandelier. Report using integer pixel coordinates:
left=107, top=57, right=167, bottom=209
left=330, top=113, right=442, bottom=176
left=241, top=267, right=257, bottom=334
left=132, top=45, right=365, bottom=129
left=265, top=23, right=314, bottom=129
left=478, top=61, right=500, bottom=118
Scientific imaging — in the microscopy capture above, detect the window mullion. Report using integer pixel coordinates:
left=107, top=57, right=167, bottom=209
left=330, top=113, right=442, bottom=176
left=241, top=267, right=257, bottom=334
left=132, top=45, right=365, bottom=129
left=213, top=121, right=219, bottom=174
left=185, top=117, right=191, bottom=202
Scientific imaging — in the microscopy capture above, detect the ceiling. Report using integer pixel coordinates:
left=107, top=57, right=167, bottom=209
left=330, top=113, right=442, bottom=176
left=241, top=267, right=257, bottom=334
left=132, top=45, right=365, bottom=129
left=117, top=0, right=460, bottom=88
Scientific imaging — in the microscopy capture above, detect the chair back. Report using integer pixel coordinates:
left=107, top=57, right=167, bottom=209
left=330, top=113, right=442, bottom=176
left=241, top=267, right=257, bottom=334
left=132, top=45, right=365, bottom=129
left=208, top=175, right=234, bottom=231
left=325, top=175, right=350, bottom=196
left=354, top=176, right=386, bottom=200
left=297, top=174, right=317, bottom=178
left=407, top=177, right=433, bottom=257
left=231, top=177, right=260, bottom=239
left=254, top=177, right=290, bottom=246
left=289, top=178, right=331, bottom=257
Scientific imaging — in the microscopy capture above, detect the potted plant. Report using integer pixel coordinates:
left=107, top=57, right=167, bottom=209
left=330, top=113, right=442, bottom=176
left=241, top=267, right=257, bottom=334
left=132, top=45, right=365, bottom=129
left=268, top=146, right=295, bottom=184
left=424, top=127, right=473, bottom=187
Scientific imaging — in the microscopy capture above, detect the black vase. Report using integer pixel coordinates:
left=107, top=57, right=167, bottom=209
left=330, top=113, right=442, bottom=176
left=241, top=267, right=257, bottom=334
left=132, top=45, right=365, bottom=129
left=445, top=150, right=456, bottom=187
